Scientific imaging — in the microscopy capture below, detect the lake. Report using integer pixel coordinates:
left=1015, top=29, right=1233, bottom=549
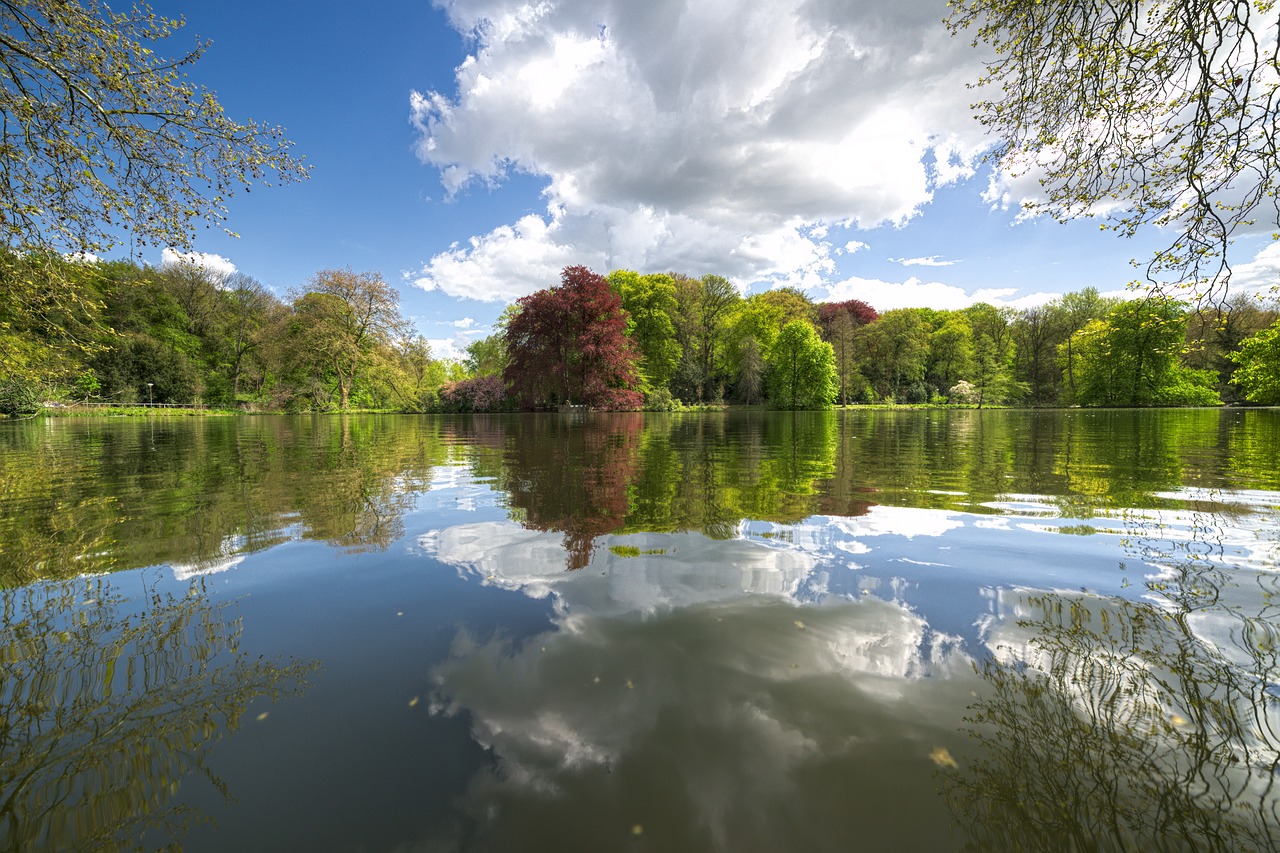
left=2, top=409, right=1279, bottom=851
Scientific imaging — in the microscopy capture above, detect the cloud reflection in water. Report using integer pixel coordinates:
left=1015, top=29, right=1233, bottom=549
left=415, top=520, right=976, bottom=851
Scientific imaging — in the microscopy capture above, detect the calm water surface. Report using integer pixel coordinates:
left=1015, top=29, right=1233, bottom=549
left=1, top=410, right=1279, bottom=851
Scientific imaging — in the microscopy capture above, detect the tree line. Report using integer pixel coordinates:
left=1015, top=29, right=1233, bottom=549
left=452, top=265, right=1280, bottom=411
left=1, top=256, right=1278, bottom=415
left=0, top=251, right=452, bottom=413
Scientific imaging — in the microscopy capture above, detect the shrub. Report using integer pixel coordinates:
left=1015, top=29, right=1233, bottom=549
left=441, top=375, right=508, bottom=412
left=642, top=387, right=681, bottom=412
left=903, top=382, right=930, bottom=404
left=949, top=380, right=979, bottom=405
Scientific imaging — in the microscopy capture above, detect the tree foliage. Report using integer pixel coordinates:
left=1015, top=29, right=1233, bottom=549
left=816, top=299, right=877, bottom=405
left=948, top=0, right=1280, bottom=299
left=817, top=299, right=878, bottom=330
left=861, top=309, right=931, bottom=401
left=1229, top=317, right=1280, bottom=403
left=1184, top=295, right=1279, bottom=401
left=293, top=268, right=408, bottom=409
left=735, top=334, right=765, bottom=405
left=766, top=320, right=838, bottom=410
left=1068, top=298, right=1221, bottom=406
left=965, top=303, right=1023, bottom=407
left=671, top=273, right=739, bottom=401
left=0, top=1, right=307, bottom=258
left=504, top=265, right=642, bottom=410
left=609, top=269, right=681, bottom=389
left=0, top=372, right=38, bottom=415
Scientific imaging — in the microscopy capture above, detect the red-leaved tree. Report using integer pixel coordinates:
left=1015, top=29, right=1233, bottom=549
left=817, top=299, right=879, bottom=406
left=504, top=266, right=643, bottom=410
left=817, top=299, right=879, bottom=330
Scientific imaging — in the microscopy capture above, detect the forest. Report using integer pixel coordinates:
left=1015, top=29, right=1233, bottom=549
left=1, top=254, right=1278, bottom=415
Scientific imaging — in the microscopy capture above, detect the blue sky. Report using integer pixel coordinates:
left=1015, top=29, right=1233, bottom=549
left=143, top=0, right=1277, bottom=359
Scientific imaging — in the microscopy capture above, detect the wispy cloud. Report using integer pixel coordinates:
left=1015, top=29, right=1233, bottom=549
left=888, top=255, right=957, bottom=268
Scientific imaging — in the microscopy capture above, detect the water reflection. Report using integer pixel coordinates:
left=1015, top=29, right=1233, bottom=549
left=3, top=410, right=1279, bottom=587
left=425, top=595, right=975, bottom=852
left=0, top=416, right=455, bottom=585
left=416, top=509, right=985, bottom=849
left=0, top=577, right=314, bottom=851
left=416, top=424, right=1280, bottom=849
left=1, top=410, right=1279, bottom=850
left=948, top=498, right=1280, bottom=851
left=420, top=524, right=816, bottom=615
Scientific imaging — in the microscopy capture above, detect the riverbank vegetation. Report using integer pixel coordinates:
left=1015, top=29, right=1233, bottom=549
left=2, top=256, right=1278, bottom=416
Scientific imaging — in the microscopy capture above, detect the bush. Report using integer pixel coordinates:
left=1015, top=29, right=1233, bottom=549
left=903, top=382, right=930, bottom=404
left=441, top=375, right=508, bottom=412
left=0, top=376, right=41, bottom=417
left=642, top=387, right=681, bottom=412
left=1154, top=368, right=1222, bottom=407
left=948, top=380, right=979, bottom=405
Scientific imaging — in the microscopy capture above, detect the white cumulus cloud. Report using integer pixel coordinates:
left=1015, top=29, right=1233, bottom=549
left=822, top=275, right=1061, bottom=312
left=411, top=0, right=990, bottom=302
left=160, top=248, right=238, bottom=281
left=427, top=336, right=469, bottom=361
left=1226, top=241, right=1280, bottom=296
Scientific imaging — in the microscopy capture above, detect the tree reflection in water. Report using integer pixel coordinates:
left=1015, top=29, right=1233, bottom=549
left=947, top=500, right=1280, bottom=851
left=0, top=577, right=315, bottom=852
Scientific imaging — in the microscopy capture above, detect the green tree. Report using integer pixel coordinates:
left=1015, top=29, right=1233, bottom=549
left=1184, top=296, right=1279, bottom=401
left=965, top=303, right=1023, bottom=407
left=765, top=320, right=838, bottom=409
left=292, top=269, right=408, bottom=410
left=671, top=273, right=739, bottom=402
left=157, top=255, right=224, bottom=339
left=609, top=270, right=681, bottom=389
left=463, top=334, right=502, bottom=377
left=928, top=313, right=974, bottom=399
left=722, top=293, right=787, bottom=384
left=1068, top=299, right=1220, bottom=406
left=0, top=374, right=39, bottom=416
left=948, top=0, right=1279, bottom=299
left=817, top=300, right=878, bottom=405
left=1229, top=318, right=1280, bottom=404
left=823, top=310, right=864, bottom=405
left=0, top=252, right=104, bottom=381
left=1012, top=304, right=1066, bottom=405
left=754, top=287, right=815, bottom=327
left=1056, top=287, right=1118, bottom=404
left=377, top=334, right=438, bottom=412
left=0, top=1, right=307, bottom=259
left=735, top=335, right=765, bottom=405
left=860, top=308, right=930, bottom=401
left=220, top=272, right=277, bottom=402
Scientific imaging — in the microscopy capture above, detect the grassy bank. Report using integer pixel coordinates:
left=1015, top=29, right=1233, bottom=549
left=42, top=404, right=244, bottom=417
